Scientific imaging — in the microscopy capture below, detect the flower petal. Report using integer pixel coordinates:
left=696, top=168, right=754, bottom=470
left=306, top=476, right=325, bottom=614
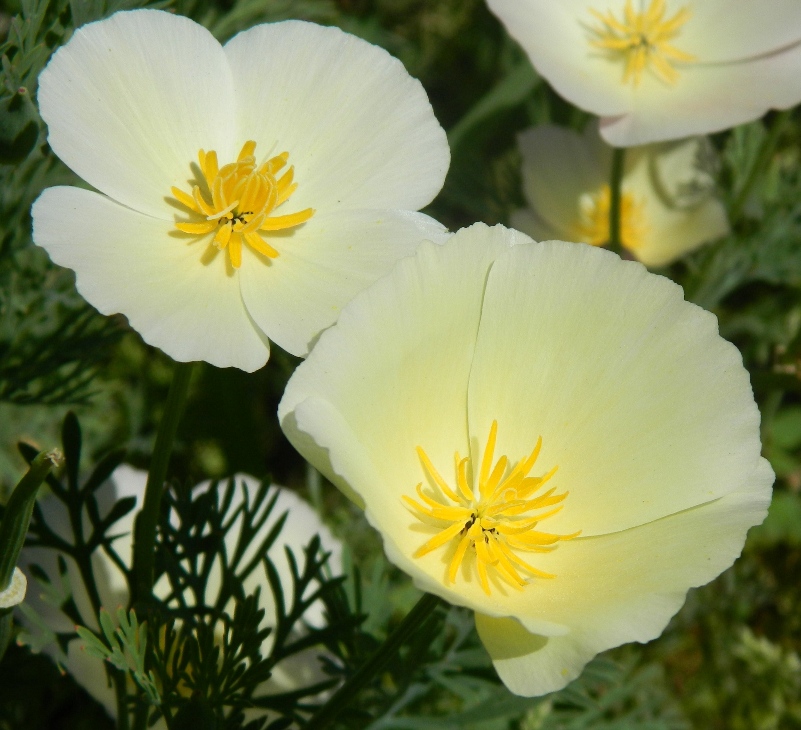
left=224, top=20, right=449, bottom=212
left=281, top=225, right=577, bottom=631
left=239, top=209, right=449, bottom=357
left=518, top=125, right=609, bottom=236
left=38, top=9, right=235, bottom=219
left=601, top=42, right=801, bottom=145
left=467, top=240, right=764, bottom=537
left=32, top=186, right=270, bottom=371
left=476, top=472, right=772, bottom=695
left=280, top=225, right=515, bottom=503
left=677, top=0, right=801, bottom=63
left=625, top=141, right=729, bottom=267
left=485, top=0, right=631, bottom=116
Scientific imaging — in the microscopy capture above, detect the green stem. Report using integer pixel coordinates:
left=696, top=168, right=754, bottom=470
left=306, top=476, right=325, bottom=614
left=304, top=592, right=443, bottom=730
left=730, top=110, right=791, bottom=223
left=0, top=612, right=12, bottom=661
left=607, top=146, right=626, bottom=255
left=131, top=361, right=194, bottom=605
left=0, top=449, right=61, bottom=589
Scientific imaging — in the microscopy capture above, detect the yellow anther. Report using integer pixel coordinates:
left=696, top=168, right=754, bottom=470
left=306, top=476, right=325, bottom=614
left=588, top=0, right=695, bottom=87
left=572, top=185, right=648, bottom=250
left=171, top=141, right=314, bottom=269
left=403, top=421, right=579, bottom=595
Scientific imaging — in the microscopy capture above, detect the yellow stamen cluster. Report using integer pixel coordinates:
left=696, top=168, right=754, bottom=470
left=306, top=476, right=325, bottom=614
left=573, top=184, right=648, bottom=250
left=403, top=421, right=578, bottom=596
left=171, top=141, right=314, bottom=269
left=588, top=0, right=695, bottom=86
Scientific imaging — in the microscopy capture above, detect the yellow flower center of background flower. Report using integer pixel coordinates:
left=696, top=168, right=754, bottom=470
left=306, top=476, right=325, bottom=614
left=403, top=421, right=578, bottom=596
left=171, top=141, right=314, bottom=269
left=588, top=0, right=695, bottom=86
left=573, top=184, right=648, bottom=251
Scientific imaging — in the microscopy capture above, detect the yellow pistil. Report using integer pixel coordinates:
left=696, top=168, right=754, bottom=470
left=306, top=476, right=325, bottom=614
left=572, top=184, right=648, bottom=251
left=171, top=141, right=314, bottom=269
left=403, top=421, right=579, bottom=596
left=588, top=0, right=696, bottom=86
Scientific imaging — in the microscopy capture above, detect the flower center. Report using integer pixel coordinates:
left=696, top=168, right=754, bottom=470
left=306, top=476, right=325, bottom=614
left=572, top=184, right=648, bottom=251
left=588, top=0, right=695, bottom=86
left=403, top=421, right=579, bottom=596
left=171, top=141, right=314, bottom=269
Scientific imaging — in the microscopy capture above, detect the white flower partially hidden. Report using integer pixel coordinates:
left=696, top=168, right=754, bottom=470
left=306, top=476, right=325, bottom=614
left=485, top=0, right=801, bottom=145
left=512, top=124, right=729, bottom=267
left=279, top=223, right=773, bottom=696
left=0, top=567, right=27, bottom=608
left=17, top=466, right=342, bottom=721
left=31, top=10, right=450, bottom=371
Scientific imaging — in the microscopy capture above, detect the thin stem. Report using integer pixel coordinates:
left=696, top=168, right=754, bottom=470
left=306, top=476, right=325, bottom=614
left=304, top=592, right=443, bottom=730
left=132, top=360, right=194, bottom=605
left=730, top=110, right=791, bottom=223
left=607, top=146, right=626, bottom=255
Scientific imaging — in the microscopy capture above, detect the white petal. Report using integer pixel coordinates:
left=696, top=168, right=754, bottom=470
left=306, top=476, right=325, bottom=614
left=601, top=43, right=801, bottom=146
left=286, top=396, right=567, bottom=636
left=623, top=138, right=730, bottom=266
left=475, top=614, right=600, bottom=697
left=239, top=209, right=449, bottom=357
left=476, top=472, right=772, bottom=696
left=38, top=10, right=235, bottom=219
left=224, top=21, right=449, bottom=212
left=281, top=226, right=574, bottom=631
left=280, top=225, right=514, bottom=507
left=486, top=0, right=631, bottom=116
left=677, top=0, right=801, bottom=63
left=518, top=124, right=608, bottom=235
left=32, top=187, right=270, bottom=371
left=0, top=568, right=26, bottom=608
left=467, top=240, right=764, bottom=537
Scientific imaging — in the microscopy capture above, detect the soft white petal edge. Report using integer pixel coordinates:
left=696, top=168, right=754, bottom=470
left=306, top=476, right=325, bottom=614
left=37, top=9, right=235, bottom=219
left=239, top=209, right=450, bottom=357
left=600, top=43, right=801, bottom=146
left=225, top=20, right=450, bottom=212
left=285, top=396, right=568, bottom=637
left=467, top=241, right=764, bottom=536
left=32, top=186, right=270, bottom=371
left=475, top=463, right=772, bottom=697
left=0, top=568, right=27, bottom=608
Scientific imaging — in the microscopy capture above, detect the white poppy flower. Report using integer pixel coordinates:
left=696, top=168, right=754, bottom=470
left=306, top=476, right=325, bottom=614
left=31, top=10, right=450, bottom=371
left=512, top=124, right=729, bottom=267
left=17, top=466, right=343, bottom=721
left=278, top=223, right=773, bottom=696
left=485, top=0, right=801, bottom=146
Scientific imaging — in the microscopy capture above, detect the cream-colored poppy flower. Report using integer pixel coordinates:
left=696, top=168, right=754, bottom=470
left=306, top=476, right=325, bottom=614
left=31, top=10, right=450, bottom=372
left=511, top=124, right=729, bottom=267
left=17, top=466, right=343, bottom=721
left=485, top=0, right=801, bottom=146
left=278, top=223, right=773, bottom=696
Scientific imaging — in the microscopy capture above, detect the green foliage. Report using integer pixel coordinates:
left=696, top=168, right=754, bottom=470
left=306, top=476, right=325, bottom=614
left=77, top=608, right=161, bottom=706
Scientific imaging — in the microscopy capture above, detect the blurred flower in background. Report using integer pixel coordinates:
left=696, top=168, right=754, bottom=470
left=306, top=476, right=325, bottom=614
left=16, top=466, right=342, bottom=722
left=31, top=9, right=450, bottom=372
left=279, top=223, right=773, bottom=697
left=485, top=0, right=801, bottom=145
left=512, top=123, right=729, bottom=267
